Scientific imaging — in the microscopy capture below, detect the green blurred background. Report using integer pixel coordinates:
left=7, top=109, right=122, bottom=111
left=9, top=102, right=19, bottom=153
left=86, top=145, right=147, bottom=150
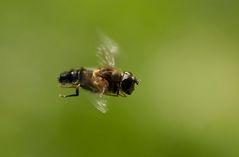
left=1, top=0, right=239, bottom=157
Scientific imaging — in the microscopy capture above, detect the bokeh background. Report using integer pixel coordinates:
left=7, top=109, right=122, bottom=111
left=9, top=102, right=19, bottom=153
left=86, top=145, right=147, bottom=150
left=1, top=0, right=239, bottom=157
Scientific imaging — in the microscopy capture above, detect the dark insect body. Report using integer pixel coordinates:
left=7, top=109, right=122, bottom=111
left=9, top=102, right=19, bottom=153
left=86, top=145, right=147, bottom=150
left=58, top=34, right=139, bottom=113
left=58, top=66, right=139, bottom=97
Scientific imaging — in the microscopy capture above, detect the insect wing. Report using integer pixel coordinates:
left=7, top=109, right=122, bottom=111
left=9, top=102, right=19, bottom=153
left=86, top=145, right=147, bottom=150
left=88, top=93, right=109, bottom=113
left=97, top=34, right=119, bottom=67
left=94, top=96, right=108, bottom=113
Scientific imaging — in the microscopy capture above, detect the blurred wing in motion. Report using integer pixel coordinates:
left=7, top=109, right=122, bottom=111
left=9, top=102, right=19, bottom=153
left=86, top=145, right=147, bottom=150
left=89, top=93, right=109, bottom=113
left=97, top=33, right=119, bottom=67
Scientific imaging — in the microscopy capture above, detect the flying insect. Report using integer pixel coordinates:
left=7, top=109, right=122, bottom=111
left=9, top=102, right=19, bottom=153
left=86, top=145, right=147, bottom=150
left=58, top=35, right=139, bottom=113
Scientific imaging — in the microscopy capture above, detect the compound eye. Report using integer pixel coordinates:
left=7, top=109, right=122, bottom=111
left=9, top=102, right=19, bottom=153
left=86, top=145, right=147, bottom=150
left=121, top=76, right=134, bottom=95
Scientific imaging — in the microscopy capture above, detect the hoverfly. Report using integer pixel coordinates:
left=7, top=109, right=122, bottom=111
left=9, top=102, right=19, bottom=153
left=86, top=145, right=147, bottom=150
left=58, top=34, right=139, bottom=113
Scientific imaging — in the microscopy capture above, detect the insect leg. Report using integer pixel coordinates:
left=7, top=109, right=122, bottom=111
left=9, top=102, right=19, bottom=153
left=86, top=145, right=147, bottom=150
left=59, top=85, right=80, bottom=98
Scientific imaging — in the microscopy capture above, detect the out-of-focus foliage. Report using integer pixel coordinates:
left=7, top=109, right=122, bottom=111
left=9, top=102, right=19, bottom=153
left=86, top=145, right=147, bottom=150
left=1, top=0, right=239, bottom=157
